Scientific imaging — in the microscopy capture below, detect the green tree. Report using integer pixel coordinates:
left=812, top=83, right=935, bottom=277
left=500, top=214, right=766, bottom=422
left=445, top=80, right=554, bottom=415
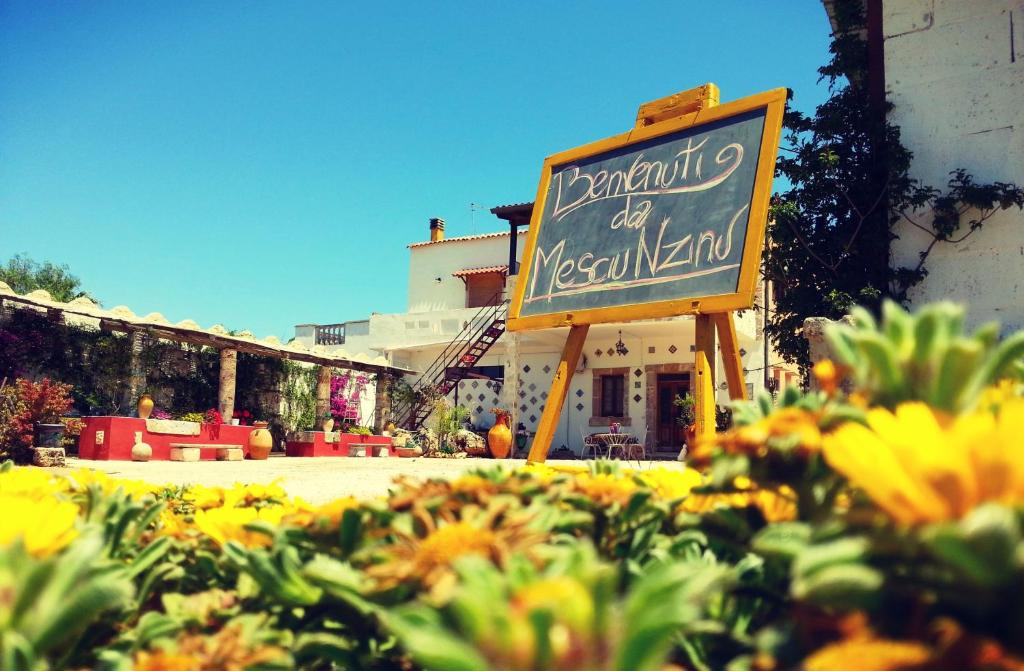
left=0, top=254, right=96, bottom=303
left=765, top=0, right=1023, bottom=368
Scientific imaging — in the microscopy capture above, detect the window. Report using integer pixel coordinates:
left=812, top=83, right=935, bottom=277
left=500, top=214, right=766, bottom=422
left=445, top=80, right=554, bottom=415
left=600, top=375, right=625, bottom=417
left=590, top=367, right=630, bottom=427
left=466, top=274, right=505, bottom=308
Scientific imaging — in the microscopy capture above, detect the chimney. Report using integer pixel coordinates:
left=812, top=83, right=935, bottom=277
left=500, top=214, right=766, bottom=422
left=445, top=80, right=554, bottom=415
left=429, top=217, right=445, bottom=242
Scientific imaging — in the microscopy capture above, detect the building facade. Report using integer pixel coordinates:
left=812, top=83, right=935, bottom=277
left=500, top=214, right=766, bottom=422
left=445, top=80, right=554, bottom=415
left=830, top=0, right=1024, bottom=331
left=295, top=212, right=797, bottom=457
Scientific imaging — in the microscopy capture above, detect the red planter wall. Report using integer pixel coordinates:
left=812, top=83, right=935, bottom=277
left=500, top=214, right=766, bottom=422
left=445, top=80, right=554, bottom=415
left=78, top=417, right=255, bottom=461
left=285, top=432, right=393, bottom=457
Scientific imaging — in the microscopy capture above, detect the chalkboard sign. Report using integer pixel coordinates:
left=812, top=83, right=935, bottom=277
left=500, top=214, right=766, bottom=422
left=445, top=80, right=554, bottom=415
left=508, top=88, right=786, bottom=331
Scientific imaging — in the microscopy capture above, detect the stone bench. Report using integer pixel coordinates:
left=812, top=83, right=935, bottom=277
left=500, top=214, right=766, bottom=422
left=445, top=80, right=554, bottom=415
left=169, top=443, right=243, bottom=462
left=348, top=443, right=390, bottom=457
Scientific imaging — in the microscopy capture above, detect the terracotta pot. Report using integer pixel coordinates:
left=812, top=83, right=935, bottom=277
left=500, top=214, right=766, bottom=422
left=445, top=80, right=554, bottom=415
left=322, top=418, right=335, bottom=433
left=395, top=445, right=423, bottom=458
left=131, top=431, right=152, bottom=462
left=253, top=420, right=269, bottom=429
left=487, top=413, right=513, bottom=459
left=137, top=394, right=154, bottom=419
left=683, top=424, right=697, bottom=447
left=248, top=427, right=273, bottom=460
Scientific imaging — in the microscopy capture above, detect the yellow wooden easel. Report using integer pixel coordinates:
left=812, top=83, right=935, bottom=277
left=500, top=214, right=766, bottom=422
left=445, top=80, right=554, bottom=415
left=509, top=84, right=786, bottom=463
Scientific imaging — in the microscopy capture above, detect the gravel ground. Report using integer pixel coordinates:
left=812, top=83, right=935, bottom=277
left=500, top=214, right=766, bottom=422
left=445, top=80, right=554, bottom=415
left=60, top=456, right=687, bottom=504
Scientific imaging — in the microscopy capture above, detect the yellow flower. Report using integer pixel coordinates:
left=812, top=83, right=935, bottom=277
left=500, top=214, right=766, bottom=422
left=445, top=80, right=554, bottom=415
left=979, top=378, right=1023, bottom=409
left=183, top=485, right=225, bottom=510
left=823, top=400, right=1024, bottom=524
left=680, top=483, right=797, bottom=523
left=133, top=650, right=199, bottom=671
left=134, top=624, right=285, bottom=670
left=692, top=407, right=822, bottom=465
left=636, top=467, right=704, bottom=500
left=366, top=504, right=545, bottom=593
left=284, top=496, right=359, bottom=528
left=193, top=505, right=283, bottom=548
left=0, top=493, right=79, bottom=557
left=222, top=481, right=287, bottom=508
left=0, top=466, right=68, bottom=500
left=414, top=522, right=496, bottom=569
left=572, top=473, right=637, bottom=506
left=450, top=475, right=499, bottom=497
left=65, top=468, right=161, bottom=499
left=157, top=509, right=192, bottom=540
left=802, top=637, right=931, bottom=671
left=813, top=359, right=847, bottom=396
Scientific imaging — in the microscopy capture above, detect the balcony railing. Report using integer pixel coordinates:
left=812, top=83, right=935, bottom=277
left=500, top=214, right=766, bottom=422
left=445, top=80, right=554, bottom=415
left=314, top=324, right=345, bottom=346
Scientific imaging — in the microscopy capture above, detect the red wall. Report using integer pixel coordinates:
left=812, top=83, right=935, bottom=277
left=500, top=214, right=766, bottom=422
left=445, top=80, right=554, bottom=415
left=78, top=417, right=256, bottom=461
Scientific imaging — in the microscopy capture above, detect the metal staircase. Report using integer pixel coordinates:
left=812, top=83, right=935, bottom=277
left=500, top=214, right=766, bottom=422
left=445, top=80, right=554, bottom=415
left=393, top=293, right=509, bottom=430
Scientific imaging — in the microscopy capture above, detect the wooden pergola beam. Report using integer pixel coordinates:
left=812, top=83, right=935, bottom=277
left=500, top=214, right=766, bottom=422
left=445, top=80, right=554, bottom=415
left=90, top=318, right=410, bottom=375
left=0, top=292, right=412, bottom=375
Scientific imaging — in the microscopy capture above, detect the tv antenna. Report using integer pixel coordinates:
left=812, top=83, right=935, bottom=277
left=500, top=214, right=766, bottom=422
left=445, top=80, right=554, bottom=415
left=469, top=202, right=488, bottom=232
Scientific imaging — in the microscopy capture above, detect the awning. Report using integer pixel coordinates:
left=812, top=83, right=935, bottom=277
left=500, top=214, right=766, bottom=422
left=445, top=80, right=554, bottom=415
left=452, top=265, right=508, bottom=278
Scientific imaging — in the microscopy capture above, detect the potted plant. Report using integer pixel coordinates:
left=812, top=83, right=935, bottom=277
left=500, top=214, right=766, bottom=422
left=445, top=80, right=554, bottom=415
left=674, top=393, right=697, bottom=447
left=321, top=412, right=335, bottom=433
left=21, top=378, right=75, bottom=450
left=203, top=408, right=223, bottom=425
left=515, top=423, right=529, bottom=451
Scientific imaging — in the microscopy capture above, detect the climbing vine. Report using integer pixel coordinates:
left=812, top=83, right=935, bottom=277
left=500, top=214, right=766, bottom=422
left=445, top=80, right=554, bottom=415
left=764, top=0, right=1024, bottom=367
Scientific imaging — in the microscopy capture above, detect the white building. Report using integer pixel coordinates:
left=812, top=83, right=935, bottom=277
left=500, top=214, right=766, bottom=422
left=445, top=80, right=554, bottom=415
left=296, top=211, right=796, bottom=457
left=826, top=0, right=1024, bottom=331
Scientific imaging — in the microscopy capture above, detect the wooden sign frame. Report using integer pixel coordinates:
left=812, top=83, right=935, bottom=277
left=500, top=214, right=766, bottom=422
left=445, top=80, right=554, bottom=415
left=507, top=87, right=787, bottom=332
left=517, top=85, right=786, bottom=463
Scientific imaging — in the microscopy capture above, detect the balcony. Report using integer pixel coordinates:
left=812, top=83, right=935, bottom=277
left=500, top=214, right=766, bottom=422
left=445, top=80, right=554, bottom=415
left=314, top=323, right=346, bottom=346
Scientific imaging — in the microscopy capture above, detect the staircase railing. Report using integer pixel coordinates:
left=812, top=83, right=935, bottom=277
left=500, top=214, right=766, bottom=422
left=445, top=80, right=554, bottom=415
left=392, top=292, right=509, bottom=429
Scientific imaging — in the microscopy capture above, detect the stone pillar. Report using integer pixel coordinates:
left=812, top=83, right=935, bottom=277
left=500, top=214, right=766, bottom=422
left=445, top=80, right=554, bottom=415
left=502, top=273, right=522, bottom=444
left=218, top=348, right=237, bottom=419
left=315, top=365, right=332, bottom=424
left=124, top=331, right=147, bottom=412
left=373, top=373, right=392, bottom=433
left=802, top=316, right=855, bottom=392
left=502, top=332, right=521, bottom=436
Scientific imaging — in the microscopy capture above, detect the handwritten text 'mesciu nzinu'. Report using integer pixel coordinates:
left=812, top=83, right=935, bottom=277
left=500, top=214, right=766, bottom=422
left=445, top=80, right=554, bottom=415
left=525, top=137, right=749, bottom=304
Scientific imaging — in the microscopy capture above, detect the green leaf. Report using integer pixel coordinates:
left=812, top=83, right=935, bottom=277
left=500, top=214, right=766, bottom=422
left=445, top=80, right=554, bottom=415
left=385, top=608, right=491, bottom=671
left=124, top=536, right=172, bottom=578
left=791, top=563, right=883, bottom=609
left=792, top=537, right=868, bottom=577
left=751, top=522, right=811, bottom=561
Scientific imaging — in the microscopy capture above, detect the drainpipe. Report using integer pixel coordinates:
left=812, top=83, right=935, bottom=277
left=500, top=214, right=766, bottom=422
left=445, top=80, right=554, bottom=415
left=763, top=280, right=770, bottom=392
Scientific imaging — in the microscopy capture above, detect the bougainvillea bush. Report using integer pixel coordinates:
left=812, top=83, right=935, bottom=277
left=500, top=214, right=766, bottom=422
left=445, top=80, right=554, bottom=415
left=2, top=301, right=1024, bottom=670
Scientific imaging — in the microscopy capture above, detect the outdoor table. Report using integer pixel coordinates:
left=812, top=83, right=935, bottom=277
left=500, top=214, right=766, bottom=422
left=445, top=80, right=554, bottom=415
left=590, top=432, right=643, bottom=460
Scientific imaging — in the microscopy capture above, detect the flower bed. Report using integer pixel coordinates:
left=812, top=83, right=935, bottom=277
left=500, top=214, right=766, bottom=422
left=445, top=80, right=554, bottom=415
left=2, top=300, right=1024, bottom=669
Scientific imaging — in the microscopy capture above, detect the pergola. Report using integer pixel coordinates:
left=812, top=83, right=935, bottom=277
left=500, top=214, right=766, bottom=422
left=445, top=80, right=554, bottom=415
left=0, top=282, right=414, bottom=430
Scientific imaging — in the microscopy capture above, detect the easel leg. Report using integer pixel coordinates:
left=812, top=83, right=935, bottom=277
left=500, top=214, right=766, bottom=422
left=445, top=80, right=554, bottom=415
left=527, top=324, right=589, bottom=463
left=694, top=315, right=716, bottom=439
left=713, top=312, right=747, bottom=401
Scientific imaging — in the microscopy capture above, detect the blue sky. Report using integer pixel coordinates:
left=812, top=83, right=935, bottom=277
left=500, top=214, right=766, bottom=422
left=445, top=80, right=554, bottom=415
left=0, top=1, right=833, bottom=340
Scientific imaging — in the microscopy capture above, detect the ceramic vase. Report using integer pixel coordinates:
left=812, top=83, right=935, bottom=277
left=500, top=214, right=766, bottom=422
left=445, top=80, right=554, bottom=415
left=130, top=431, right=152, bottom=462
left=322, top=418, right=335, bottom=433
left=137, top=394, right=154, bottom=420
left=248, top=426, right=273, bottom=460
left=487, top=413, right=512, bottom=459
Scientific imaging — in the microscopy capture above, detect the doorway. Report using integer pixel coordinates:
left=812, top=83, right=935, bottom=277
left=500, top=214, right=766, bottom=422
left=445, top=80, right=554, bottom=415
left=656, top=373, right=690, bottom=448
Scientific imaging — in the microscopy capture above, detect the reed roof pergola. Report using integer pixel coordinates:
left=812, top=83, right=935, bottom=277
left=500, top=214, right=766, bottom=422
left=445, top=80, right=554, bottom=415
left=0, top=282, right=413, bottom=428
